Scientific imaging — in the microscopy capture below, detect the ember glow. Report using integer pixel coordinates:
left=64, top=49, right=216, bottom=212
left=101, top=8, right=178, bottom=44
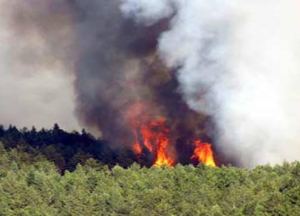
left=127, top=102, right=216, bottom=167
left=132, top=117, right=175, bottom=167
left=192, top=139, right=216, bottom=167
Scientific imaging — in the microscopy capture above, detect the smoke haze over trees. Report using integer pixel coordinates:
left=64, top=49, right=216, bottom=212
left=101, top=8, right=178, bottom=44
left=1, top=0, right=300, bottom=167
left=0, top=124, right=137, bottom=171
left=1, top=1, right=300, bottom=214
left=121, top=0, right=300, bottom=166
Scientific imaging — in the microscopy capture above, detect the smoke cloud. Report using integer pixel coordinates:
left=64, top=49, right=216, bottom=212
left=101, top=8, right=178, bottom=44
left=121, top=0, right=300, bottom=167
left=0, top=0, right=79, bottom=131
left=2, top=0, right=300, bottom=167
left=1, top=0, right=209, bottom=158
left=71, top=0, right=210, bottom=155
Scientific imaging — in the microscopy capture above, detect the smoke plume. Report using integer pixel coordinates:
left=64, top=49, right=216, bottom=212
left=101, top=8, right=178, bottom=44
left=2, top=0, right=300, bottom=167
left=71, top=0, right=211, bottom=157
left=121, top=0, right=300, bottom=167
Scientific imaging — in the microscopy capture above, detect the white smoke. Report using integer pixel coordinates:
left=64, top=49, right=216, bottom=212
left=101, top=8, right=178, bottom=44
left=121, top=0, right=300, bottom=167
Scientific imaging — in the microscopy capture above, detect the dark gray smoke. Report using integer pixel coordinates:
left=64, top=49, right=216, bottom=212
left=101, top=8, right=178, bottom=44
left=69, top=1, right=210, bottom=148
left=121, top=0, right=300, bottom=167
left=4, top=0, right=300, bottom=167
left=1, top=0, right=217, bottom=164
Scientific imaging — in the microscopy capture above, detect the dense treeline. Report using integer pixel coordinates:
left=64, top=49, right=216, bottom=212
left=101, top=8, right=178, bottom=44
left=0, top=124, right=138, bottom=172
left=1, top=125, right=300, bottom=215
left=0, top=143, right=300, bottom=215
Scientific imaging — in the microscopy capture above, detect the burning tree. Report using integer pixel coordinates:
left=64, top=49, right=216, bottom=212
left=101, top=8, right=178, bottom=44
left=126, top=102, right=216, bottom=167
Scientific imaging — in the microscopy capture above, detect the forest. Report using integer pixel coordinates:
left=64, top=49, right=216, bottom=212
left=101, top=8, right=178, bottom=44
left=0, top=125, right=300, bottom=215
left=0, top=124, right=136, bottom=172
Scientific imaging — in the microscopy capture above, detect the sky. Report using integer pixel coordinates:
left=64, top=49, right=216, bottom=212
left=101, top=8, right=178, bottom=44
left=0, top=0, right=80, bottom=131
left=1, top=0, right=300, bottom=166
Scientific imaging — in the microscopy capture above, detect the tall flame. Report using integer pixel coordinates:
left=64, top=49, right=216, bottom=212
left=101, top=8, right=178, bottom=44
left=127, top=102, right=216, bottom=167
left=192, top=139, right=216, bottom=167
left=132, top=117, right=175, bottom=167
left=151, top=118, right=174, bottom=167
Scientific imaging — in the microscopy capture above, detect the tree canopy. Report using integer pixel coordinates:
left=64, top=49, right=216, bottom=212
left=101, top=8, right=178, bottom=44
left=0, top=125, right=299, bottom=215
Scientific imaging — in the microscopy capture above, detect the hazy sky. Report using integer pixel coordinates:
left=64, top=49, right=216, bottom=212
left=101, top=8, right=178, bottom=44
left=0, top=0, right=80, bottom=131
left=1, top=0, right=300, bottom=167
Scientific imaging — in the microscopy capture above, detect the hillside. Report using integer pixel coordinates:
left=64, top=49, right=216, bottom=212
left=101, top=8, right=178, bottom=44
left=0, top=124, right=136, bottom=172
left=0, top=126, right=299, bottom=215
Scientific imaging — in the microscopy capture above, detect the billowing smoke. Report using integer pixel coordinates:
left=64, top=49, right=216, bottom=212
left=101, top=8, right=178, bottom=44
left=1, top=0, right=211, bottom=165
left=121, top=0, right=300, bottom=167
left=71, top=0, right=211, bottom=158
left=3, top=0, right=300, bottom=167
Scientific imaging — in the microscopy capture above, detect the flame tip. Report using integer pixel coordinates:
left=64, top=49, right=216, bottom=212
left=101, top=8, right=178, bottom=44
left=128, top=102, right=217, bottom=167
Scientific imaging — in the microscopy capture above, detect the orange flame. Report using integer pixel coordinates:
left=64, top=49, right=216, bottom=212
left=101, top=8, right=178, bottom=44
left=153, top=137, right=174, bottom=167
left=132, top=129, right=142, bottom=155
left=127, top=102, right=217, bottom=167
left=132, top=117, right=174, bottom=167
left=152, top=118, right=174, bottom=167
left=133, top=143, right=143, bottom=155
left=192, top=139, right=216, bottom=167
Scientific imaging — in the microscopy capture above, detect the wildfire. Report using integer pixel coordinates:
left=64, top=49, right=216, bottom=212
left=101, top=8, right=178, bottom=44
left=127, top=102, right=216, bottom=167
left=191, top=139, right=216, bottom=167
left=152, top=119, right=174, bottom=167
left=132, top=117, right=175, bottom=167
left=132, top=128, right=144, bottom=156
left=132, top=139, right=143, bottom=156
